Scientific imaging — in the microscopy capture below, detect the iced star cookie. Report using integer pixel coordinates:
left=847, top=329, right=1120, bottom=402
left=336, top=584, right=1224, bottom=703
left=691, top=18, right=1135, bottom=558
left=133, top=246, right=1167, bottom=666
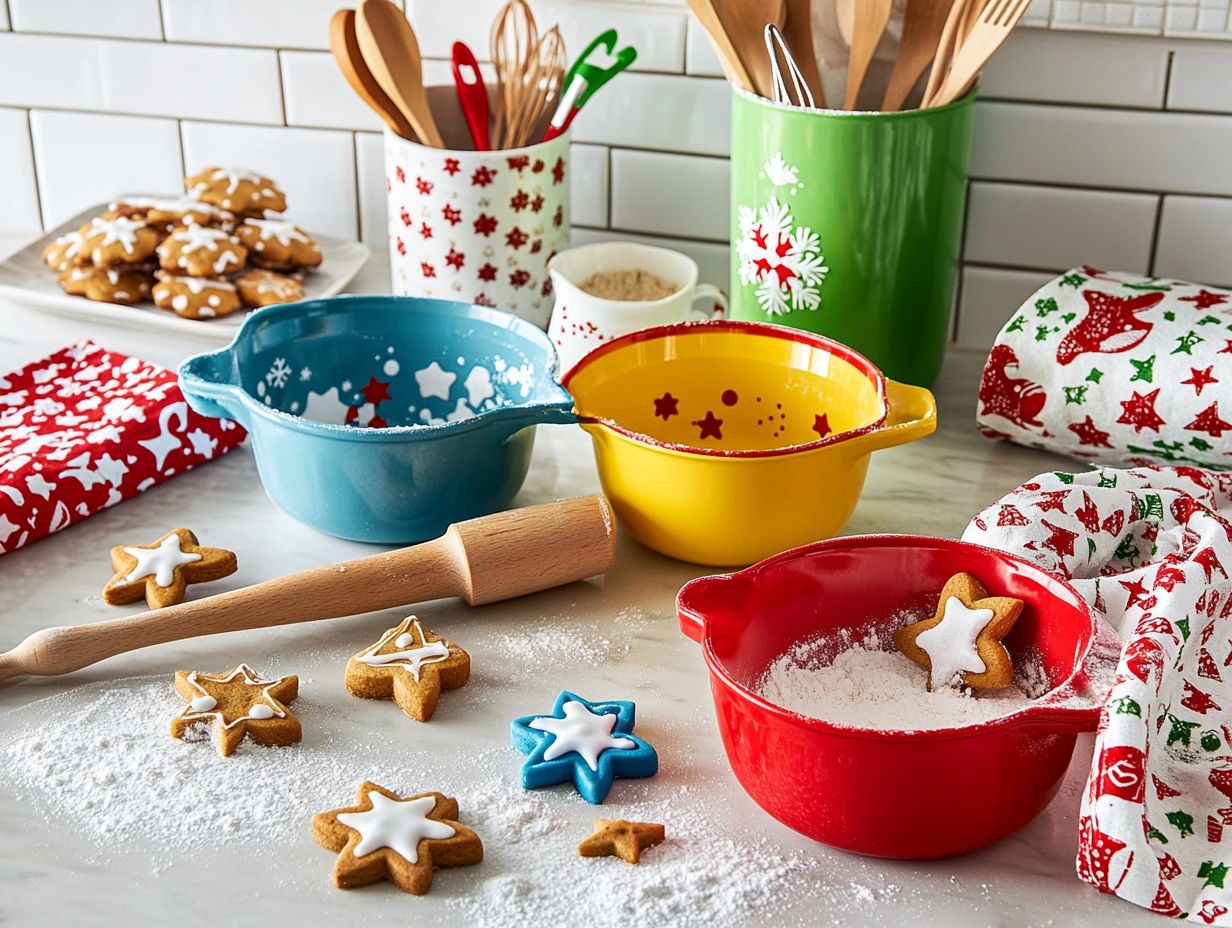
left=578, top=819, right=665, bottom=865
left=59, top=265, right=154, bottom=305
left=171, top=663, right=300, bottom=756
left=157, top=225, right=247, bottom=277
left=235, top=268, right=303, bottom=308
left=103, top=527, right=237, bottom=609
left=78, top=216, right=162, bottom=268
left=893, top=573, right=1024, bottom=691
left=42, top=229, right=85, bottom=271
left=187, top=166, right=287, bottom=215
left=345, top=616, right=470, bottom=722
left=235, top=218, right=321, bottom=271
left=153, top=272, right=242, bottom=320
left=109, top=196, right=236, bottom=230
left=511, top=691, right=658, bottom=804
left=312, top=783, right=483, bottom=895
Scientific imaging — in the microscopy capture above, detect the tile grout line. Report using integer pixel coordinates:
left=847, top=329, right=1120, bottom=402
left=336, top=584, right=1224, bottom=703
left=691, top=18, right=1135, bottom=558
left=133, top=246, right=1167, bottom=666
left=22, top=108, right=45, bottom=232
left=1145, top=49, right=1178, bottom=276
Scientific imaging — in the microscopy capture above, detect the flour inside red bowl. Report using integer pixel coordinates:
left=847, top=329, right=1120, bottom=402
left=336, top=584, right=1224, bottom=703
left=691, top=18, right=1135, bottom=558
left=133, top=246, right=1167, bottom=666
left=755, top=627, right=1041, bottom=732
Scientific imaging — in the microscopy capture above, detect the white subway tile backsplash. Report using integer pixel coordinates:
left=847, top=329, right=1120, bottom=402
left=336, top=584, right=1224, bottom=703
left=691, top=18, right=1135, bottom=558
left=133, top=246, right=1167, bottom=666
left=0, top=108, right=40, bottom=232
left=0, top=3, right=9, bottom=30
left=1168, top=46, right=1232, bottom=111
left=1154, top=195, right=1232, bottom=286
left=29, top=110, right=183, bottom=228
left=684, top=17, right=724, bottom=77
left=956, top=267, right=1059, bottom=350
left=570, top=144, right=609, bottom=228
left=964, top=182, right=1158, bottom=271
left=972, top=101, right=1232, bottom=195
left=610, top=149, right=727, bottom=240
left=0, top=34, right=105, bottom=110
left=979, top=30, right=1168, bottom=108
left=281, top=51, right=385, bottom=132
left=160, top=0, right=339, bottom=50
left=180, top=121, right=357, bottom=238
left=406, top=0, right=688, bottom=73
left=100, top=41, right=283, bottom=124
left=355, top=131, right=386, bottom=246
left=10, top=0, right=162, bottom=40
left=571, top=72, right=730, bottom=155
left=571, top=226, right=730, bottom=293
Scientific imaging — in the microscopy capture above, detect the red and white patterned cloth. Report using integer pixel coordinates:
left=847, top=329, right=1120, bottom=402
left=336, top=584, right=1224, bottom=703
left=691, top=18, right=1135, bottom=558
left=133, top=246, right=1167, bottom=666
left=964, top=466, right=1232, bottom=923
left=977, top=267, right=1232, bottom=471
left=0, top=341, right=245, bottom=554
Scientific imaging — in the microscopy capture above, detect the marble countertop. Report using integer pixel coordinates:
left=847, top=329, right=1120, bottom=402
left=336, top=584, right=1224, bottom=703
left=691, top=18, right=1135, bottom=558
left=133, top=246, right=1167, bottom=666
left=0, top=249, right=1159, bottom=927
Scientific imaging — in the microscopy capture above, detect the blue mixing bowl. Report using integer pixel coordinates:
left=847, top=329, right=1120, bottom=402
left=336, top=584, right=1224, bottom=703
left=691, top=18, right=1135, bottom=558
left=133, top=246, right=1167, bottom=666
left=178, top=295, right=577, bottom=543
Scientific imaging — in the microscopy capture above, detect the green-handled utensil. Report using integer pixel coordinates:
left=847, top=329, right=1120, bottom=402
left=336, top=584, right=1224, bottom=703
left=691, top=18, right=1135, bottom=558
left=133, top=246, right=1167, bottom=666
left=542, top=29, right=636, bottom=142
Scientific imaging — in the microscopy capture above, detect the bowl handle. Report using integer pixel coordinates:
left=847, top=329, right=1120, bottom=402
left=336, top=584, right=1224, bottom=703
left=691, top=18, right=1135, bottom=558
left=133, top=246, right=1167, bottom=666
left=177, top=348, right=249, bottom=427
left=844, top=379, right=937, bottom=455
left=677, top=572, right=749, bottom=643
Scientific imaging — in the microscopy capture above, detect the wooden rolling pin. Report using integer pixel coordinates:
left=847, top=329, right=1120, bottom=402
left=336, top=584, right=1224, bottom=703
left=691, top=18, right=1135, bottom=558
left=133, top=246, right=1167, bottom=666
left=0, top=495, right=616, bottom=684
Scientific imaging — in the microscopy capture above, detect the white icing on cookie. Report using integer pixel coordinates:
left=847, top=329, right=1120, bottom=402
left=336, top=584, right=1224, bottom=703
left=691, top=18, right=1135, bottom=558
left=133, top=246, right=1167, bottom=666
left=914, top=596, right=994, bottom=689
left=88, top=217, right=145, bottom=254
left=355, top=617, right=451, bottom=682
left=122, top=533, right=201, bottom=586
left=528, top=700, right=636, bottom=771
left=178, top=664, right=288, bottom=730
left=172, top=225, right=231, bottom=254
left=244, top=218, right=310, bottom=245
left=337, top=793, right=454, bottom=863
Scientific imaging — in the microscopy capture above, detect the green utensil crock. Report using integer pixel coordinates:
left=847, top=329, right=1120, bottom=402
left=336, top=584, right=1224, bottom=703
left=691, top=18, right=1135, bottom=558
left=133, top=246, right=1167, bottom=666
left=729, top=88, right=976, bottom=387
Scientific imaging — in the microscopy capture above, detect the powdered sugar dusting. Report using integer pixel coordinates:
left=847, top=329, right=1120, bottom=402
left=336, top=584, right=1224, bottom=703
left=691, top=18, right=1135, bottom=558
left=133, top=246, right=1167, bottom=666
left=756, top=626, right=1035, bottom=731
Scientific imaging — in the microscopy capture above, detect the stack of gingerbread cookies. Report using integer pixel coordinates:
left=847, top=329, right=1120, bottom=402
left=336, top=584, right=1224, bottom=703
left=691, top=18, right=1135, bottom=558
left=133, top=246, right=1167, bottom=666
left=42, top=166, right=323, bottom=320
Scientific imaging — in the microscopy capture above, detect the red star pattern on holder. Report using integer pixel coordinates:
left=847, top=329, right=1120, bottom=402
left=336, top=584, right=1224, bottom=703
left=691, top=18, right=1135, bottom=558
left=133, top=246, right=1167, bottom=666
left=443, top=157, right=460, bottom=176
left=473, top=213, right=498, bottom=237
left=1069, top=415, right=1113, bottom=447
left=653, top=392, right=679, bottom=420
left=445, top=248, right=465, bottom=270
left=420, top=262, right=435, bottom=279
left=505, top=227, right=528, bottom=249
left=419, top=222, right=433, bottom=240
left=477, top=263, right=497, bottom=282
left=1186, top=403, right=1232, bottom=438
left=1118, top=389, right=1166, bottom=433
left=1179, top=289, right=1227, bottom=309
left=1182, top=366, right=1219, bottom=395
left=442, top=204, right=462, bottom=226
left=551, top=157, right=566, bottom=184
left=416, top=177, right=433, bottom=195
left=812, top=414, right=831, bottom=438
left=510, top=190, right=530, bottom=212
left=693, top=411, right=723, bottom=440
left=471, top=166, right=496, bottom=186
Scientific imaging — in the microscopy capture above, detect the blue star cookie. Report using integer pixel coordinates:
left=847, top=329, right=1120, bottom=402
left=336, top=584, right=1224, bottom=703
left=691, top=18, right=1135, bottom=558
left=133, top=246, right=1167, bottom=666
left=510, top=691, right=658, bottom=804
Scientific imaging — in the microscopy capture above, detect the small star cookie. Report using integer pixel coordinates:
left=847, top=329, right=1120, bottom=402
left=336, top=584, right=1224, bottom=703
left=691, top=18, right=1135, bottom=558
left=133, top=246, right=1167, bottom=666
left=312, top=783, right=483, bottom=895
left=578, top=819, right=665, bottom=864
left=345, top=616, right=470, bottom=722
left=187, top=166, right=287, bottom=215
left=893, top=572, right=1024, bottom=692
left=170, top=663, right=300, bottom=756
left=103, top=527, right=237, bottom=609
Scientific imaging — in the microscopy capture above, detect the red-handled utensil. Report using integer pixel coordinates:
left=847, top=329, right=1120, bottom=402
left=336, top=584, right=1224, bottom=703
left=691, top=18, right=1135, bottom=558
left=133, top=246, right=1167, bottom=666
left=542, top=29, right=636, bottom=142
left=451, top=41, right=491, bottom=151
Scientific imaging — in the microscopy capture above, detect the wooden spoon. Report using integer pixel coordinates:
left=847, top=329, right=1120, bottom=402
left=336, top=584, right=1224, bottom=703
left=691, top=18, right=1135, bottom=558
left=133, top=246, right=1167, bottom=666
left=882, top=0, right=955, bottom=111
left=0, top=496, right=616, bottom=683
left=686, top=0, right=754, bottom=90
left=355, top=0, right=445, bottom=147
left=834, top=0, right=855, bottom=45
left=711, top=0, right=786, bottom=99
left=782, top=0, right=826, bottom=107
left=921, top=0, right=969, bottom=107
left=842, top=0, right=892, bottom=109
left=329, top=9, right=416, bottom=140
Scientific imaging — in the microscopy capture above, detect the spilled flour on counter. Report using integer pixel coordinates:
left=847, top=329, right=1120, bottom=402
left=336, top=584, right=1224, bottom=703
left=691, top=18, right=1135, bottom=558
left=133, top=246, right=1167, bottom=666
left=756, top=628, right=1037, bottom=731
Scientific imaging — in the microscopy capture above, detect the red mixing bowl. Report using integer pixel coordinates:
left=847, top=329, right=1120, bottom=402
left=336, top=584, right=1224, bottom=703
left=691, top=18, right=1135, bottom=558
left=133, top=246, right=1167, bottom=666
left=677, top=534, right=1100, bottom=859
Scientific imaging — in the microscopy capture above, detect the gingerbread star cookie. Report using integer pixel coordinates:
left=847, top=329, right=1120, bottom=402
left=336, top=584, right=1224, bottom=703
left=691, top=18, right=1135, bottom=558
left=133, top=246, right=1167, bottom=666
left=312, top=783, right=483, bottom=895
left=345, top=616, right=470, bottom=722
left=103, top=527, right=237, bottom=609
left=893, top=572, right=1024, bottom=692
left=578, top=819, right=665, bottom=865
left=170, top=663, right=300, bottom=756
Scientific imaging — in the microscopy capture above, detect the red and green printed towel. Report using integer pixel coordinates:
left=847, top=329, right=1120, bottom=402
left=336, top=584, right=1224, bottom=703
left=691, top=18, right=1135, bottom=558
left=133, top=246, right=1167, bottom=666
left=965, top=466, right=1232, bottom=923
left=977, top=267, right=1232, bottom=470
left=0, top=341, right=246, bottom=554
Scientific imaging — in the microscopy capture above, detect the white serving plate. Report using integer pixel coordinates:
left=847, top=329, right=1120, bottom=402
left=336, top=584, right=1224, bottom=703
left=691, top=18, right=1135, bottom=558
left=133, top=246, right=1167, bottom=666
left=0, top=199, right=371, bottom=342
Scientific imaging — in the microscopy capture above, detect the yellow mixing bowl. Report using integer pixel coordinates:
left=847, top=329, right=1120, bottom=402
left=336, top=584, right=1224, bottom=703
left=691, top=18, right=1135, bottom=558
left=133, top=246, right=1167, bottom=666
left=562, top=320, right=937, bottom=566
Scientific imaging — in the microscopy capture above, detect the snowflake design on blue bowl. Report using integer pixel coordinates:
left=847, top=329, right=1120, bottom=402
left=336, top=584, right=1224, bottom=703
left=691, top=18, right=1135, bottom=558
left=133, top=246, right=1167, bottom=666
left=510, top=691, right=658, bottom=804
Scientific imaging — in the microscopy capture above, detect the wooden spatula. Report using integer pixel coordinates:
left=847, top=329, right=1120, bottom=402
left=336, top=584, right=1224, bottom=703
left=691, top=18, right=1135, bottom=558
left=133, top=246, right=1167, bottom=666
left=842, top=0, right=892, bottom=109
left=930, top=0, right=1029, bottom=105
left=686, top=0, right=754, bottom=90
left=711, top=0, right=786, bottom=99
left=355, top=0, right=445, bottom=147
left=330, top=8, right=416, bottom=140
left=0, top=496, right=616, bottom=683
left=921, top=0, right=970, bottom=107
left=882, top=0, right=955, bottom=111
left=782, top=0, right=825, bottom=107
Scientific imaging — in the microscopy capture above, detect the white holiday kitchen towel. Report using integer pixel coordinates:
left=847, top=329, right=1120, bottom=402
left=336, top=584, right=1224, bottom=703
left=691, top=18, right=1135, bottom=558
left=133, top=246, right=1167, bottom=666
left=977, top=266, right=1232, bottom=470
left=963, top=465, right=1232, bottom=923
